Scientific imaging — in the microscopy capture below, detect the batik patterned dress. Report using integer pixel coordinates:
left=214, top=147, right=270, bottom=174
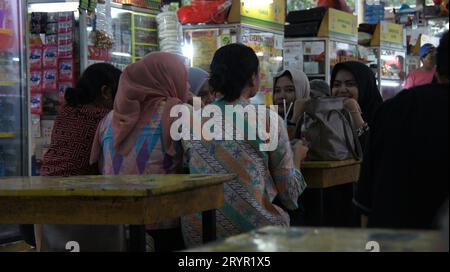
left=181, top=99, right=307, bottom=247
left=95, top=101, right=183, bottom=229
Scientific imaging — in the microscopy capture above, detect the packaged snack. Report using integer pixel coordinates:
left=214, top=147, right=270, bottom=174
left=47, top=12, right=58, bottom=23
left=42, top=69, right=58, bottom=92
left=58, top=59, right=74, bottom=81
left=30, top=71, right=42, bottom=93
left=30, top=93, right=43, bottom=115
left=58, top=21, right=73, bottom=34
left=46, top=23, right=58, bottom=35
left=43, top=45, right=58, bottom=68
left=58, top=32, right=73, bottom=45
left=58, top=81, right=74, bottom=105
left=58, top=44, right=73, bottom=58
left=30, top=12, right=47, bottom=34
left=29, top=45, right=42, bottom=70
left=58, top=12, right=73, bottom=22
left=45, top=34, right=58, bottom=45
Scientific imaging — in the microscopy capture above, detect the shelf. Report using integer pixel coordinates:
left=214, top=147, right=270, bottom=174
left=0, top=133, right=17, bottom=139
left=111, top=2, right=159, bottom=15
left=134, top=42, right=158, bottom=47
left=0, top=82, right=18, bottom=87
left=133, top=27, right=158, bottom=32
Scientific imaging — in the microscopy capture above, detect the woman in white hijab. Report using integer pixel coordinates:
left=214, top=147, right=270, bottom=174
left=273, top=69, right=311, bottom=124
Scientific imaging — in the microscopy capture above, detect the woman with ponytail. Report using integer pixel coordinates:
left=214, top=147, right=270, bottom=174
left=40, top=63, right=121, bottom=176
left=33, top=63, right=123, bottom=252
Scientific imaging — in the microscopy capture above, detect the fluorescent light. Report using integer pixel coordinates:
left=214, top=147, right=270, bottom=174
left=12, top=57, right=20, bottom=62
left=272, top=56, right=283, bottom=62
left=112, top=52, right=132, bottom=58
left=182, top=43, right=193, bottom=61
left=28, top=2, right=79, bottom=12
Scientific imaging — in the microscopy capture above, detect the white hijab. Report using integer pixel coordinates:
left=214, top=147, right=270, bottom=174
left=274, top=69, right=311, bottom=100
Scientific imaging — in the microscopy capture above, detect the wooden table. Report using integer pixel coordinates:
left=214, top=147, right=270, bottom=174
left=187, top=226, right=444, bottom=252
left=298, top=160, right=361, bottom=226
left=0, top=174, right=235, bottom=252
left=301, top=160, right=361, bottom=189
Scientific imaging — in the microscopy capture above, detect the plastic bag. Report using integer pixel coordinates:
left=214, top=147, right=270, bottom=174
left=177, top=0, right=232, bottom=25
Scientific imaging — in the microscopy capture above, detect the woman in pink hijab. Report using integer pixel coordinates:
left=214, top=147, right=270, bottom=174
left=90, top=52, right=189, bottom=251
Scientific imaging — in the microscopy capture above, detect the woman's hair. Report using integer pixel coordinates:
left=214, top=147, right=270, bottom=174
left=209, top=43, right=259, bottom=102
left=65, top=63, right=122, bottom=107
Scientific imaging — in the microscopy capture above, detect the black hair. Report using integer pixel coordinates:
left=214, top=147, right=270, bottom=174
left=209, top=44, right=259, bottom=102
left=65, top=63, right=122, bottom=107
left=437, top=31, right=449, bottom=79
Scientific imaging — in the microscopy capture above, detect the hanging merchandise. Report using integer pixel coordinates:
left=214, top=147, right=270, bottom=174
left=80, top=0, right=89, bottom=10
left=157, top=7, right=183, bottom=55
left=79, top=0, right=98, bottom=12
left=177, top=0, right=232, bottom=25
left=90, top=0, right=114, bottom=49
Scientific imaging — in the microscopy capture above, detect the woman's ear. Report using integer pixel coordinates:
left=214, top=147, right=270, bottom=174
left=101, top=85, right=112, bottom=100
left=249, top=73, right=260, bottom=89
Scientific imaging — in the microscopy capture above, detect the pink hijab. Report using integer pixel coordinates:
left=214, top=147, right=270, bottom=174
left=91, top=52, right=188, bottom=161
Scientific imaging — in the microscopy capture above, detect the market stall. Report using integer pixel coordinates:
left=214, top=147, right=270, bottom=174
left=284, top=8, right=359, bottom=84
left=358, top=22, right=406, bottom=100
left=27, top=0, right=161, bottom=175
left=181, top=0, right=285, bottom=105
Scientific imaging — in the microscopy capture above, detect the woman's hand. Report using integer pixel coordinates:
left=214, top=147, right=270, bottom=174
left=344, top=98, right=365, bottom=129
left=291, top=99, right=308, bottom=124
left=293, top=140, right=309, bottom=168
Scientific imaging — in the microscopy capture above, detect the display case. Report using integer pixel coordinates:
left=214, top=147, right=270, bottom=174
left=284, top=37, right=359, bottom=83
left=359, top=22, right=407, bottom=100
left=359, top=46, right=406, bottom=100
left=108, top=2, right=159, bottom=70
left=0, top=0, right=29, bottom=177
left=183, top=24, right=284, bottom=105
left=0, top=0, right=30, bottom=243
left=27, top=0, right=84, bottom=175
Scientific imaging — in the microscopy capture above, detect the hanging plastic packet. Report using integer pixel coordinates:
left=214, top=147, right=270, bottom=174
left=43, top=69, right=58, bottom=92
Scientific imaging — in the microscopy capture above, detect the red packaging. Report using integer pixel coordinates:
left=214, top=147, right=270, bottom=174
left=43, top=69, right=58, bottom=92
left=58, top=59, right=74, bottom=81
left=43, top=45, right=58, bottom=68
left=30, top=45, right=43, bottom=70
left=58, top=81, right=74, bottom=105
left=30, top=70, right=42, bottom=93
left=31, top=93, right=43, bottom=115
left=58, top=21, right=73, bottom=34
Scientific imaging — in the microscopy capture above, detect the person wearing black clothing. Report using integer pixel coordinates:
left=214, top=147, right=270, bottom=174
left=331, top=61, right=384, bottom=149
left=354, top=31, right=449, bottom=229
left=295, top=62, right=384, bottom=227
